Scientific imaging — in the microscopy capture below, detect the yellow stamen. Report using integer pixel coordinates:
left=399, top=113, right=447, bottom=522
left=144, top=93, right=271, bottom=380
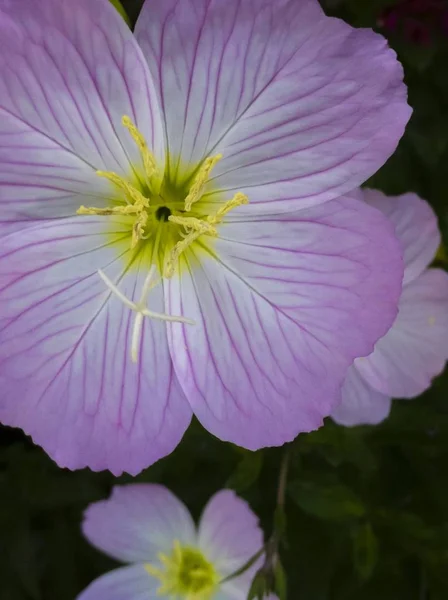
left=173, top=540, right=182, bottom=561
left=96, top=170, right=150, bottom=207
left=184, top=154, right=222, bottom=212
left=122, top=115, right=158, bottom=182
left=76, top=115, right=248, bottom=276
left=164, top=192, right=248, bottom=278
left=76, top=205, right=141, bottom=216
left=168, top=215, right=218, bottom=236
left=145, top=564, right=164, bottom=578
left=145, top=541, right=219, bottom=599
left=131, top=210, right=149, bottom=249
left=164, top=229, right=205, bottom=279
left=208, top=192, right=249, bottom=224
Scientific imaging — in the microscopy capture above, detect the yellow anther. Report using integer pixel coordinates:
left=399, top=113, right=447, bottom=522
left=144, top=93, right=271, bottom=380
left=131, top=210, right=149, bottom=249
left=145, top=563, right=164, bottom=578
left=122, top=115, right=158, bottom=182
left=164, top=193, right=248, bottom=278
left=208, top=192, right=249, bottom=225
left=164, top=229, right=205, bottom=278
left=184, top=154, right=222, bottom=212
left=145, top=541, right=218, bottom=599
left=96, top=170, right=150, bottom=207
left=76, top=205, right=141, bottom=216
left=168, top=215, right=218, bottom=236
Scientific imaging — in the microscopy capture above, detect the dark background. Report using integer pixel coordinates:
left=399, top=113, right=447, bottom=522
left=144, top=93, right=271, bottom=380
left=1, top=1, right=448, bottom=598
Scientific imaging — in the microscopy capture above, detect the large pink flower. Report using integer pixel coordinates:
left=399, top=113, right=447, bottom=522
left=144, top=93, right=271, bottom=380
left=0, top=0, right=409, bottom=474
left=332, top=190, right=448, bottom=427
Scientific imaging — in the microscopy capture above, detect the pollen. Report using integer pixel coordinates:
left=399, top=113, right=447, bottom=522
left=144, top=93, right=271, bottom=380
left=164, top=192, right=248, bottom=278
left=145, top=540, right=219, bottom=599
left=75, top=115, right=249, bottom=277
left=121, top=115, right=158, bottom=182
left=184, top=154, right=222, bottom=212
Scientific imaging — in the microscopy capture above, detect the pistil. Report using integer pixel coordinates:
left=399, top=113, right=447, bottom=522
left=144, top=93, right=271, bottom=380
left=98, top=266, right=195, bottom=363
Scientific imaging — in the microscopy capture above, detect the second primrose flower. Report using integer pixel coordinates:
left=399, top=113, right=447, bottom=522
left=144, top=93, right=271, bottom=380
left=0, top=0, right=411, bottom=473
left=78, top=484, right=275, bottom=600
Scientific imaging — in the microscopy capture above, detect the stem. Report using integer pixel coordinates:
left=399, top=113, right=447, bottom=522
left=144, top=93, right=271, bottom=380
left=264, top=446, right=291, bottom=572
left=219, top=545, right=267, bottom=584
left=220, top=448, right=291, bottom=588
left=277, top=447, right=290, bottom=510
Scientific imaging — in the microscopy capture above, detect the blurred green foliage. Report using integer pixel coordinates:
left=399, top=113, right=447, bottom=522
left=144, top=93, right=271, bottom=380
left=1, top=0, right=448, bottom=598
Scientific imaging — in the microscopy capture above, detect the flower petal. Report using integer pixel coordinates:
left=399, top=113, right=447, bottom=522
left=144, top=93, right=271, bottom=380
left=77, top=565, right=159, bottom=600
left=331, top=364, right=392, bottom=426
left=165, top=196, right=403, bottom=447
left=0, top=218, right=191, bottom=475
left=135, top=0, right=410, bottom=211
left=83, top=484, right=196, bottom=563
left=198, top=490, right=263, bottom=577
left=0, top=0, right=163, bottom=226
left=215, top=578, right=263, bottom=600
left=361, top=189, right=440, bottom=285
left=356, top=268, right=448, bottom=398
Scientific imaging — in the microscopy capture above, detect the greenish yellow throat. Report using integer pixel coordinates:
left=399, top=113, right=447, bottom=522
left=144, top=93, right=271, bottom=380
left=145, top=541, right=219, bottom=599
left=77, top=115, right=248, bottom=278
left=76, top=116, right=248, bottom=364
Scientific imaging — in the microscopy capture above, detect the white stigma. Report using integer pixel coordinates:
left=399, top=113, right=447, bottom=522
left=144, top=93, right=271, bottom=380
left=98, top=266, right=195, bottom=363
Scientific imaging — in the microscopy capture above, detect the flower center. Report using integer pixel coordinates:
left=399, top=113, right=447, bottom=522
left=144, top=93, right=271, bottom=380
left=145, top=541, right=219, bottom=599
left=155, top=206, right=172, bottom=222
left=76, top=115, right=248, bottom=279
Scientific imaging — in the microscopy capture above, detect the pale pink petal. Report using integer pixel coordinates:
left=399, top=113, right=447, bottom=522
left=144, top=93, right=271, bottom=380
left=77, top=565, right=159, bottom=600
left=361, top=189, right=440, bottom=285
left=83, top=484, right=196, bottom=563
left=357, top=269, right=448, bottom=398
left=331, top=364, right=392, bottom=426
left=215, top=578, right=266, bottom=600
left=135, top=0, right=410, bottom=212
left=198, top=490, right=263, bottom=577
left=0, top=0, right=163, bottom=227
left=0, top=219, right=191, bottom=475
left=165, top=196, right=403, bottom=448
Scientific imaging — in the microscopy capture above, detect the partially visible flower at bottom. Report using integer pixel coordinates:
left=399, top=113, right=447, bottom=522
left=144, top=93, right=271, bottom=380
left=332, top=189, right=448, bottom=427
left=78, top=484, right=277, bottom=600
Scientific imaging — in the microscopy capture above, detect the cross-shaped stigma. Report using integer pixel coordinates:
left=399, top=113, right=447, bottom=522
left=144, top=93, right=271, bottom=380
left=98, top=266, right=195, bottom=363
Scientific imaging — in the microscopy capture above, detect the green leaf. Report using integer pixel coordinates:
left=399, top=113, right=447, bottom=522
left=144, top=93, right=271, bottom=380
left=289, top=479, right=366, bottom=520
left=352, top=522, right=379, bottom=581
left=274, top=560, right=288, bottom=600
left=226, top=451, right=263, bottom=493
left=109, top=0, right=131, bottom=26
left=247, top=571, right=269, bottom=600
